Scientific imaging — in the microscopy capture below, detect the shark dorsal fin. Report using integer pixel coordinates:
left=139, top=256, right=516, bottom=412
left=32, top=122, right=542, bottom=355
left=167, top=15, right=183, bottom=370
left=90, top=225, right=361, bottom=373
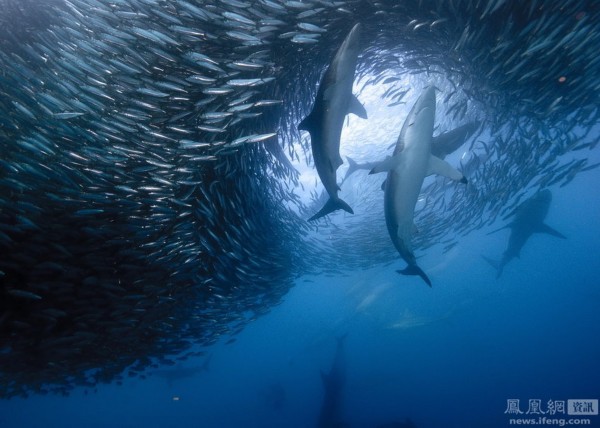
left=486, top=223, right=511, bottom=235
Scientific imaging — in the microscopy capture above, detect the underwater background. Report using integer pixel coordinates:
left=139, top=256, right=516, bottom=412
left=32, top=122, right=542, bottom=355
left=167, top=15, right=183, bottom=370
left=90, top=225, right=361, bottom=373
left=2, top=180, right=599, bottom=428
left=1, top=0, right=599, bottom=427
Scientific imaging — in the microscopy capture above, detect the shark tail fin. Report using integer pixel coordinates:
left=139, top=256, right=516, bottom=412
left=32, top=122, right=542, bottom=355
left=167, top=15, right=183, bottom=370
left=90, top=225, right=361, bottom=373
left=308, top=197, right=353, bottom=221
left=396, top=265, right=432, bottom=287
left=482, top=255, right=503, bottom=278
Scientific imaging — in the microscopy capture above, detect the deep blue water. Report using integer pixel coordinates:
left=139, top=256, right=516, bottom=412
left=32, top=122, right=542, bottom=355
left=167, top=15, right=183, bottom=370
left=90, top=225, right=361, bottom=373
left=1, top=1, right=599, bottom=427
left=1, top=167, right=598, bottom=428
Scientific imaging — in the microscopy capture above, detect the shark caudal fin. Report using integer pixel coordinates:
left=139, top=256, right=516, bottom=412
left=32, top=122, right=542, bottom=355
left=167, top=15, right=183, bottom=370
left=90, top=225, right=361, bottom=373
left=396, top=265, right=432, bottom=287
left=308, top=197, right=354, bottom=221
left=482, top=255, right=503, bottom=278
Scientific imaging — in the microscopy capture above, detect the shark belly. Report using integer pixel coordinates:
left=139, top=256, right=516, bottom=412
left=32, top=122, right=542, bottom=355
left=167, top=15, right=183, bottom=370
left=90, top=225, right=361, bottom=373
left=384, top=152, right=428, bottom=264
left=317, top=88, right=350, bottom=197
left=372, top=86, right=466, bottom=286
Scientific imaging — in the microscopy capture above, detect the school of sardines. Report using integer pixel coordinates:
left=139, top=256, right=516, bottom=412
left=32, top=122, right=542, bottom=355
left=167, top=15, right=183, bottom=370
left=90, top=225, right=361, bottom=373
left=0, top=0, right=598, bottom=397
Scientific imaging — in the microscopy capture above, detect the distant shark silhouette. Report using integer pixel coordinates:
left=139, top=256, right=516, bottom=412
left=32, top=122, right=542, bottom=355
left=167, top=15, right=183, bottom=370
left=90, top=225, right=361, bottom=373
left=300, top=23, right=368, bottom=221
left=152, top=354, right=211, bottom=387
left=483, top=189, right=566, bottom=278
left=318, top=335, right=348, bottom=428
left=387, top=308, right=453, bottom=331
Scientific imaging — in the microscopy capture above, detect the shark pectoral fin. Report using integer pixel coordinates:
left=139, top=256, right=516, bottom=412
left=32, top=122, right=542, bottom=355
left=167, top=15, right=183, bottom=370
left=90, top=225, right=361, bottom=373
left=426, top=155, right=466, bottom=183
left=345, top=156, right=358, bottom=173
left=482, top=255, right=502, bottom=278
left=486, top=223, right=511, bottom=235
left=538, top=223, right=567, bottom=239
left=369, top=155, right=398, bottom=174
left=348, top=95, right=368, bottom=119
left=342, top=157, right=358, bottom=181
left=335, top=153, right=344, bottom=169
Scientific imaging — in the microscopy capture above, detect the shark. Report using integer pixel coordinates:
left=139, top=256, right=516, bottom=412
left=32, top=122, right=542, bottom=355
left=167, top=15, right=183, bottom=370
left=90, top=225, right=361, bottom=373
left=483, top=189, right=566, bottom=278
left=369, top=86, right=467, bottom=286
left=343, top=121, right=479, bottom=182
left=387, top=308, right=454, bottom=331
left=318, top=334, right=348, bottom=428
left=430, top=121, right=480, bottom=159
left=152, top=354, right=211, bottom=387
left=299, top=23, right=368, bottom=222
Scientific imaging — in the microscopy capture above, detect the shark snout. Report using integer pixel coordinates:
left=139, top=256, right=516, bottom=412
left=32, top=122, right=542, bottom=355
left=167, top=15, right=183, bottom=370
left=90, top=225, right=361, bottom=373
left=345, top=23, right=363, bottom=48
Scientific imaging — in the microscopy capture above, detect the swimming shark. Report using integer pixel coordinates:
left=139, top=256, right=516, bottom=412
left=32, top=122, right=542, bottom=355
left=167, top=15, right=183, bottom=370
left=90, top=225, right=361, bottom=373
left=152, top=354, right=211, bottom=387
left=369, top=86, right=467, bottom=286
left=299, top=23, right=368, bottom=222
left=430, top=121, right=480, bottom=159
left=342, top=121, right=479, bottom=182
left=483, top=189, right=566, bottom=278
left=318, top=334, right=348, bottom=428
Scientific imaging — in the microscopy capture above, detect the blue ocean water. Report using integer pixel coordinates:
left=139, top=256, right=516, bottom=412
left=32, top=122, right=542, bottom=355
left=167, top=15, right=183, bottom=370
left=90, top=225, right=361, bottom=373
left=1, top=166, right=598, bottom=428
left=1, top=1, right=600, bottom=427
